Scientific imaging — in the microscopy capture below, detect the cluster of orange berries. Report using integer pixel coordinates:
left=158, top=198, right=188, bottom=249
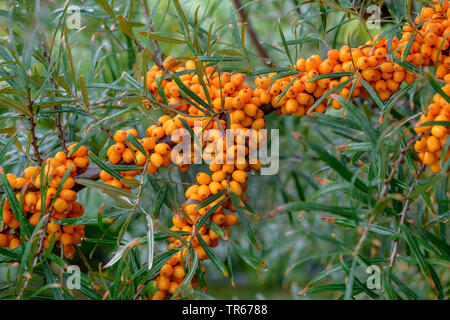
left=152, top=165, right=258, bottom=299
left=145, top=2, right=450, bottom=299
left=108, top=57, right=269, bottom=299
left=410, top=3, right=450, bottom=173
left=146, top=60, right=264, bottom=130
left=255, top=37, right=414, bottom=116
left=414, top=84, right=450, bottom=173
left=1, top=144, right=87, bottom=258
left=101, top=117, right=194, bottom=187
left=405, top=4, right=450, bottom=81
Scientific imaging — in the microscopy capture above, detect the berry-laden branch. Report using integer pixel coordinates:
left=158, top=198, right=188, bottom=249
left=389, top=163, right=427, bottom=269
left=1, top=145, right=88, bottom=259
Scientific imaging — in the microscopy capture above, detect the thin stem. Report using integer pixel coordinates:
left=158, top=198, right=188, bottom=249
left=41, top=39, right=67, bottom=153
left=232, top=0, right=273, bottom=67
left=141, top=0, right=164, bottom=69
left=389, top=163, right=426, bottom=268
left=27, top=96, right=42, bottom=165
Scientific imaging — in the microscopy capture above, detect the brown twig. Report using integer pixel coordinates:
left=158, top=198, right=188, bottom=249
left=41, top=39, right=67, bottom=153
left=141, top=0, right=164, bottom=69
left=354, top=131, right=428, bottom=258
left=389, top=163, right=426, bottom=268
left=379, top=130, right=428, bottom=200
left=27, top=102, right=42, bottom=165
left=232, top=0, right=273, bottom=67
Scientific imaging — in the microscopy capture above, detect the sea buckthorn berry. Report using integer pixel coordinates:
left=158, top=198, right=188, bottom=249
left=229, top=180, right=243, bottom=196
left=173, top=265, right=186, bottom=280
left=99, top=170, right=113, bottom=181
left=53, top=198, right=68, bottom=213
left=255, top=76, right=269, bottom=89
left=154, top=143, right=171, bottom=155
left=285, top=99, right=299, bottom=113
left=169, top=282, right=179, bottom=295
left=224, top=214, right=238, bottom=226
left=212, top=213, right=226, bottom=226
left=423, top=151, right=437, bottom=165
left=196, top=172, right=211, bottom=185
left=23, top=166, right=39, bottom=180
left=152, top=290, right=166, bottom=300
left=60, top=189, right=77, bottom=202
left=431, top=125, right=447, bottom=138
left=29, top=213, right=40, bottom=226
left=231, top=170, right=248, bottom=183
left=122, top=149, right=134, bottom=163
left=54, top=151, right=67, bottom=163
left=427, top=136, right=441, bottom=152
left=198, top=185, right=211, bottom=199
left=24, top=192, right=37, bottom=206
left=296, top=58, right=306, bottom=70
left=157, top=276, right=171, bottom=291
left=9, top=238, right=20, bottom=250
left=113, top=143, right=126, bottom=154
left=152, top=127, right=165, bottom=139
left=61, top=233, right=73, bottom=246
left=0, top=233, right=7, bottom=247
left=212, top=170, right=226, bottom=182
left=73, top=156, right=89, bottom=168
left=109, top=151, right=122, bottom=165
left=113, top=130, right=128, bottom=142
left=231, top=73, right=245, bottom=86
left=209, top=181, right=224, bottom=194
left=356, top=57, right=369, bottom=70
left=307, top=54, right=322, bottom=70
left=71, top=145, right=88, bottom=158
left=150, top=153, right=164, bottom=167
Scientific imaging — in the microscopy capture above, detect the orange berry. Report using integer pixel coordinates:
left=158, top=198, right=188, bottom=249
left=53, top=198, right=68, bottom=213
left=150, top=153, right=164, bottom=167
left=423, top=151, right=437, bottom=165
left=23, top=166, right=39, bottom=180
left=109, top=151, right=122, bottom=165
left=231, top=170, right=248, bottom=183
left=0, top=233, right=7, bottom=247
left=427, top=136, right=441, bottom=152
left=173, top=265, right=185, bottom=280
left=73, top=156, right=89, bottom=168
left=9, top=238, right=20, bottom=250
left=140, top=138, right=155, bottom=151
left=127, top=128, right=138, bottom=137
left=196, top=172, right=211, bottom=185
left=198, top=184, right=211, bottom=199
left=224, top=214, right=238, bottom=226
left=154, top=143, right=171, bottom=155
left=61, top=233, right=73, bottom=246
left=60, top=189, right=77, bottom=202
left=112, top=142, right=126, bottom=154
left=121, top=148, right=134, bottom=163
left=99, top=170, right=113, bottom=181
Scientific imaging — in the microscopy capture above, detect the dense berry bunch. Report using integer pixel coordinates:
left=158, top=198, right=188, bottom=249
left=1, top=144, right=88, bottom=258
left=414, top=84, right=450, bottom=173
left=137, top=2, right=450, bottom=299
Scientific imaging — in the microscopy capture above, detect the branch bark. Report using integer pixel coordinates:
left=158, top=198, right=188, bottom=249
left=389, top=163, right=426, bottom=268
left=41, top=39, right=68, bottom=153
left=141, top=0, right=164, bottom=69
left=232, top=0, right=273, bottom=67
